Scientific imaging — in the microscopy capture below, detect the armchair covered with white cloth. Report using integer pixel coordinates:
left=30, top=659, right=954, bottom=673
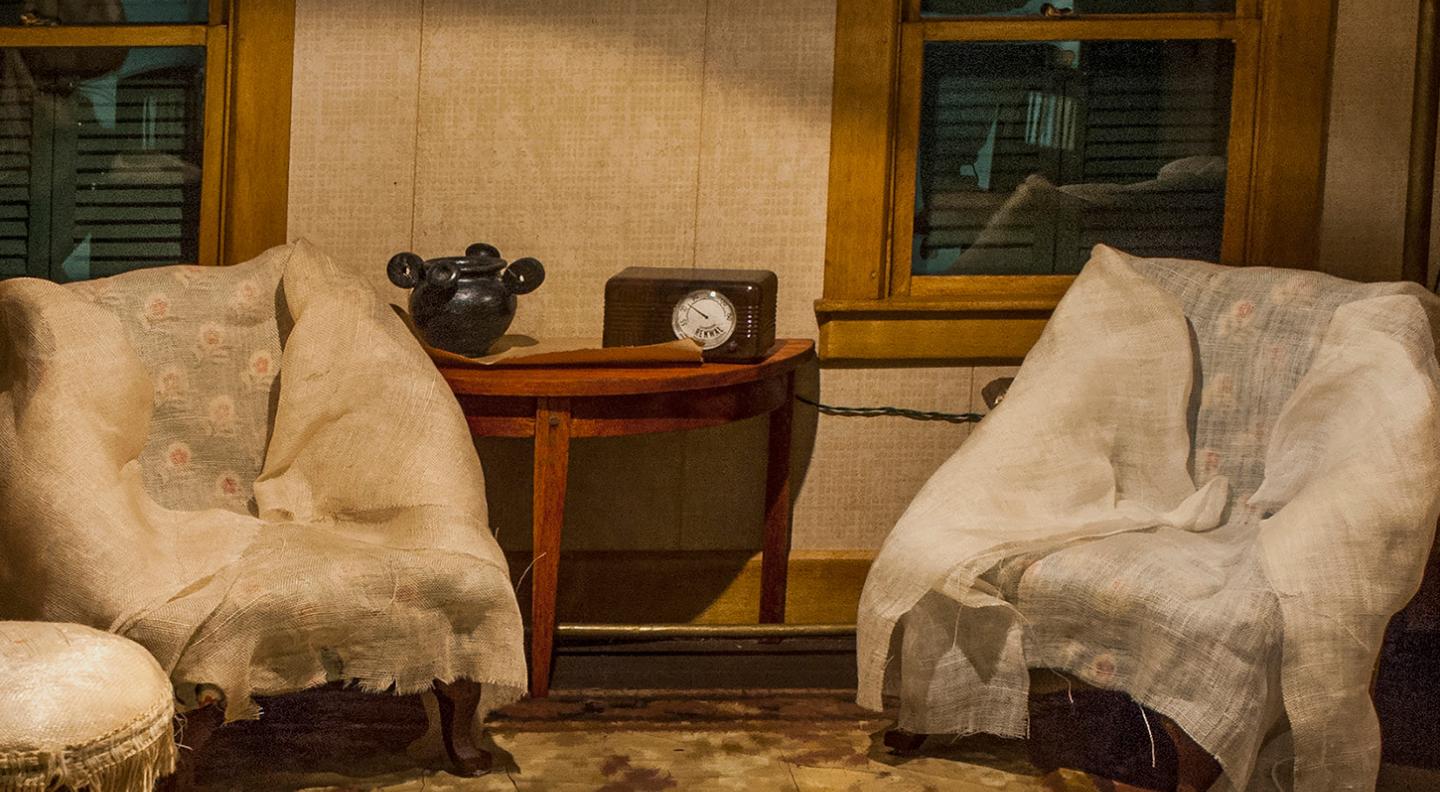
left=857, top=245, right=1440, bottom=791
left=0, top=241, right=526, bottom=775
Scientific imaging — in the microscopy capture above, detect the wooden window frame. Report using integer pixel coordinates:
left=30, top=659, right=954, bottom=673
left=0, top=0, right=294, bottom=271
left=817, top=0, right=1335, bottom=362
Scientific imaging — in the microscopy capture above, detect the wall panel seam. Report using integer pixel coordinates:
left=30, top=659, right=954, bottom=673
left=408, top=0, right=428, bottom=251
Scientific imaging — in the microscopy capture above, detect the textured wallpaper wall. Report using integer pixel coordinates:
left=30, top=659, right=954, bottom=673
left=286, top=0, right=984, bottom=553
left=287, top=0, right=1412, bottom=553
left=1317, top=0, right=1440, bottom=288
left=1319, top=0, right=1417, bottom=284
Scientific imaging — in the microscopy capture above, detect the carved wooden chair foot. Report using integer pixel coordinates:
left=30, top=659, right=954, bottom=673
left=157, top=702, right=225, bottom=792
left=883, top=728, right=929, bottom=754
left=1160, top=717, right=1222, bottom=792
left=433, top=679, right=493, bottom=776
left=1027, top=685, right=1221, bottom=792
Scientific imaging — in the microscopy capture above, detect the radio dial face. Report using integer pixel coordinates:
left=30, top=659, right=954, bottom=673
left=672, top=289, right=736, bottom=350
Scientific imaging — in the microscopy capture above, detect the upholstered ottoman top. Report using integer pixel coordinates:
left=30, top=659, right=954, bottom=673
left=0, top=622, right=175, bottom=792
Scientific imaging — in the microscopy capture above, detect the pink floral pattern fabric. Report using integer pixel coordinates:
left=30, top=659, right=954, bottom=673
left=1126, top=261, right=1440, bottom=511
left=68, top=253, right=285, bottom=515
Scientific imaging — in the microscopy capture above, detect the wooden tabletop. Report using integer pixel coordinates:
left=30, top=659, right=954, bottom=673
left=436, top=339, right=815, bottom=398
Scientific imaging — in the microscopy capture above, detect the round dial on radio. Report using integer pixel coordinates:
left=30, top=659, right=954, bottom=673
left=671, top=289, right=736, bottom=350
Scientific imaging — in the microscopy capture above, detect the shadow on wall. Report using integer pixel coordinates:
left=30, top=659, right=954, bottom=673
left=476, top=355, right=822, bottom=623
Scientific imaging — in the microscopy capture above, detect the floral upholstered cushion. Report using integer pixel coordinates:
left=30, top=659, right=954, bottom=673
left=67, top=248, right=288, bottom=515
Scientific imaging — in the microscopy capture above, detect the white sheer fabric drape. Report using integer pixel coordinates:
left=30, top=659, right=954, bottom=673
left=858, top=246, right=1440, bottom=791
left=0, top=241, right=527, bottom=722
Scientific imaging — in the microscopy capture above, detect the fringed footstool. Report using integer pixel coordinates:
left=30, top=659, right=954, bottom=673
left=0, top=622, right=175, bottom=792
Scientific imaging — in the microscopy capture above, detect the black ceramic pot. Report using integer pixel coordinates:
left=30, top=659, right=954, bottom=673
left=387, top=242, right=545, bottom=357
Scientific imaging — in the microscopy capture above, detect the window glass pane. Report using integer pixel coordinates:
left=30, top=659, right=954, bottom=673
left=922, top=0, right=1235, bottom=16
left=0, top=45, right=204, bottom=281
left=0, top=1, right=207, bottom=25
left=912, top=39, right=1233, bottom=276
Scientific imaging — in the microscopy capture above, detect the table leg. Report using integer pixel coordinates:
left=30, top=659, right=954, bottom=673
left=759, top=371, right=795, bottom=623
left=530, top=397, right=571, bottom=698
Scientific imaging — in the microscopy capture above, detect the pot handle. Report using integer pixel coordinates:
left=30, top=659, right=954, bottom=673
left=386, top=252, right=424, bottom=289
left=466, top=242, right=502, bottom=259
left=503, top=257, right=545, bottom=295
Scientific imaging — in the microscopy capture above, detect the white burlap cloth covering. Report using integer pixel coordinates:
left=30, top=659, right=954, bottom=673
left=1, top=621, right=176, bottom=792
left=0, top=240, right=527, bottom=723
left=858, top=245, right=1440, bottom=792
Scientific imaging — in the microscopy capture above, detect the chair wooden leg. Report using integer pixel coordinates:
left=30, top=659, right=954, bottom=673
left=434, top=679, right=492, bottom=776
left=157, top=702, right=224, bottom=792
left=1161, top=717, right=1221, bottom=792
left=1043, top=775, right=1162, bottom=792
left=883, top=728, right=929, bottom=754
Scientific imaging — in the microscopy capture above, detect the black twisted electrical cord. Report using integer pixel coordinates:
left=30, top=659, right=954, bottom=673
left=795, top=394, right=985, bottom=424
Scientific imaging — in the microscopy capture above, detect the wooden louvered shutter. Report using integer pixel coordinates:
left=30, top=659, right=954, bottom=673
left=913, top=39, right=1232, bottom=276
left=0, top=55, right=31, bottom=277
left=0, top=49, right=204, bottom=282
left=71, top=65, right=204, bottom=279
left=1068, top=40, right=1230, bottom=265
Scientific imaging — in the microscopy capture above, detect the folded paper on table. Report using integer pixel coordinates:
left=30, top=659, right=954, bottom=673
left=425, top=335, right=705, bottom=367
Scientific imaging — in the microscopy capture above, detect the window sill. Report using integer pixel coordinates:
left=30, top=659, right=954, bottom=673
left=814, top=277, right=1072, bottom=363
left=815, top=297, right=1055, bottom=363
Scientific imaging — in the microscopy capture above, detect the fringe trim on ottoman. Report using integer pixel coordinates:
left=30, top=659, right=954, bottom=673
left=0, top=696, right=176, bottom=792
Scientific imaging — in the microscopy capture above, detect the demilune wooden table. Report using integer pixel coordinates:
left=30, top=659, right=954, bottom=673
left=435, top=339, right=815, bottom=697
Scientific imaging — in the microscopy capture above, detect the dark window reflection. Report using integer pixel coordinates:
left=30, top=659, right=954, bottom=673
left=0, top=1, right=207, bottom=25
left=0, top=45, right=205, bottom=281
left=922, top=0, right=1235, bottom=16
left=913, top=39, right=1234, bottom=275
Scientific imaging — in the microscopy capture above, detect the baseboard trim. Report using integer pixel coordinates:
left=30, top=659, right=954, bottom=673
left=504, top=550, right=874, bottom=625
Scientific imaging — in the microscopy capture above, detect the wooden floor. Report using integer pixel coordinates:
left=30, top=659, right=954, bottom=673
left=178, top=633, right=1440, bottom=791
left=181, top=688, right=1440, bottom=792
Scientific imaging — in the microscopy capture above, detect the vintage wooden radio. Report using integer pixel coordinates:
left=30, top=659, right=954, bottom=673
left=602, top=267, right=778, bottom=362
